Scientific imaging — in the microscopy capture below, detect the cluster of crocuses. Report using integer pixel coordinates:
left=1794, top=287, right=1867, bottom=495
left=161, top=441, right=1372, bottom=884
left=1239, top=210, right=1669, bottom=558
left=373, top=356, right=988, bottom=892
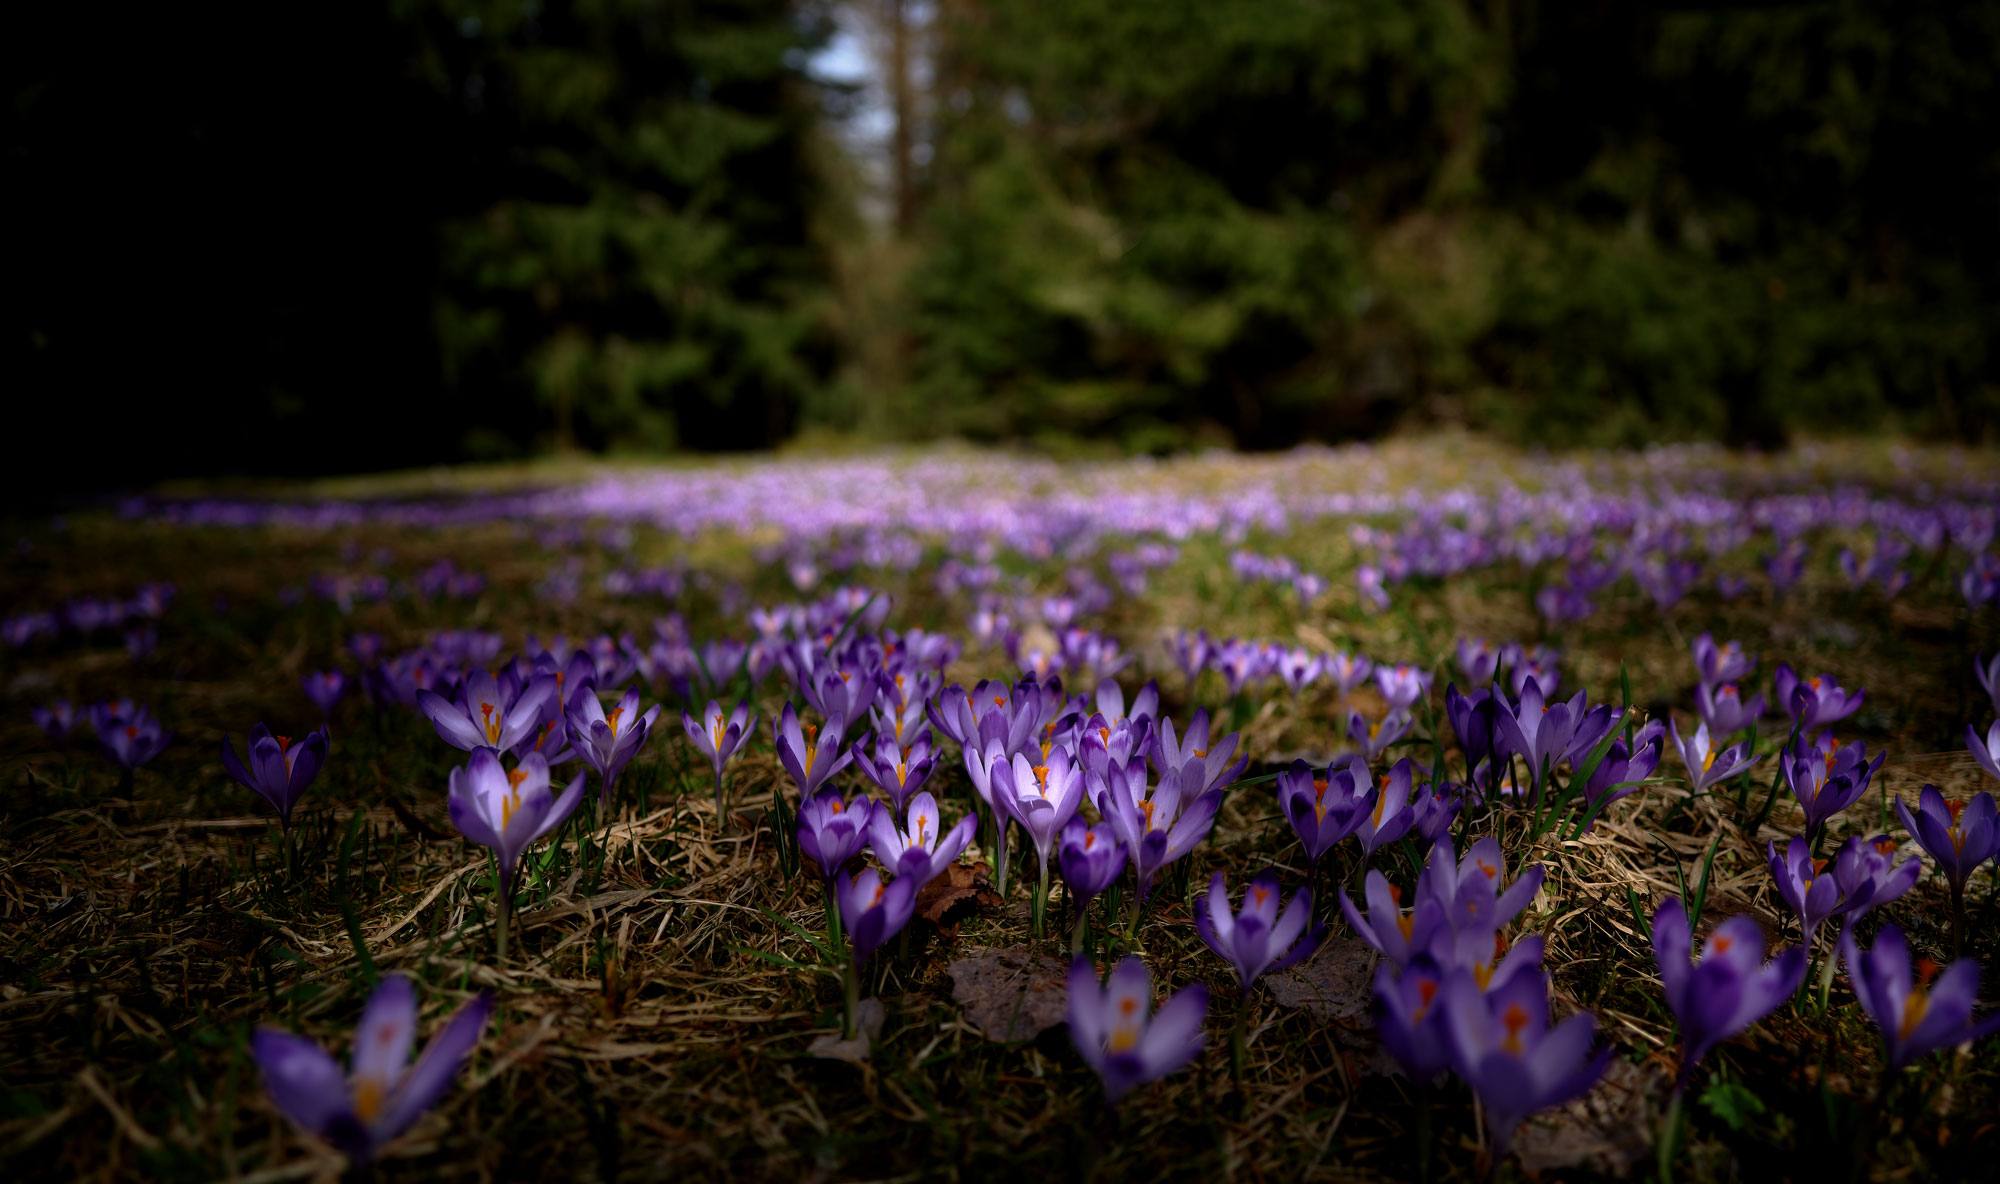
left=1228, top=548, right=1328, bottom=606
left=2, top=581, right=175, bottom=650
left=762, top=622, right=1247, bottom=1071
left=1342, top=835, right=1609, bottom=1154
left=1635, top=630, right=2000, bottom=1090
left=1440, top=643, right=1642, bottom=822
left=31, top=697, right=176, bottom=773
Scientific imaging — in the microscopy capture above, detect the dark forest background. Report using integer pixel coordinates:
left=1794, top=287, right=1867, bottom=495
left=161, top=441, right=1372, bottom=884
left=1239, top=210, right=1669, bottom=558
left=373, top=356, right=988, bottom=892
left=8, top=1, right=2000, bottom=489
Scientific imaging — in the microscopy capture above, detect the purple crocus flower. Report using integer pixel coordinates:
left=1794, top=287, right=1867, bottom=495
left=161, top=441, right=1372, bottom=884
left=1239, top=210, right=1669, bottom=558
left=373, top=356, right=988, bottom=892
left=1341, top=870, right=1448, bottom=971
left=1578, top=721, right=1663, bottom=826
left=681, top=699, right=756, bottom=812
left=31, top=699, right=78, bottom=742
left=1827, top=834, right=1921, bottom=925
left=222, top=724, right=330, bottom=832
left=446, top=749, right=585, bottom=893
left=957, top=713, right=1016, bottom=818
left=1092, top=676, right=1158, bottom=730
left=1440, top=967, right=1609, bottom=1157
left=1494, top=678, right=1583, bottom=787
left=861, top=789, right=964, bottom=881
left=1372, top=954, right=1453, bottom=1083
left=1194, top=869, right=1325, bottom=992
left=1691, top=633, right=1756, bottom=688
left=1374, top=663, right=1430, bottom=712
left=1067, top=956, right=1207, bottom=1103
left=1969, top=721, right=2000, bottom=784
left=420, top=671, right=554, bottom=757
left=1410, top=780, right=1464, bottom=843
left=1152, top=709, right=1247, bottom=795
left=1652, top=897, right=1805, bottom=1081
left=1766, top=836, right=1844, bottom=942
left=1058, top=816, right=1126, bottom=910
left=1456, top=637, right=1499, bottom=686
left=1169, top=630, right=1216, bottom=686
left=871, top=669, right=936, bottom=748
left=1694, top=682, right=1764, bottom=734
left=1502, top=644, right=1561, bottom=698
left=1353, top=759, right=1421, bottom=861
left=1103, top=765, right=1223, bottom=899
left=1895, top=785, right=1999, bottom=899
left=1782, top=730, right=1884, bottom=840
left=837, top=868, right=917, bottom=965
left=446, top=748, right=585, bottom=958
left=1977, top=653, right=2000, bottom=717
left=252, top=975, right=491, bottom=1163
left=992, top=748, right=1087, bottom=886
left=101, top=705, right=173, bottom=770
left=1766, top=541, right=1808, bottom=598
left=1345, top=707, right=1412, bottom=762
left=1842, top=924, right=2000, bottom=1071
left=1324, top=650, right=1374, bottom=697
left=806, top=664, right=879, bottom=732
left=302, top=670, right=346, bottom=716
left=928, top=679, right=1037, bottom=759
left=1668, top=717, right=1760, bottom=794
left=1275, top=647, right=1324, bottom=696
left=1277, top=758, right=1372, bottom=864
left=1445, top=684, right=1502, bottom=774
left=772, top=702, right=854, bottom=801
left=1417, top=836, right=1544, bottom=939
left=1214, top=639, right=1269, bottom=696
left=798, top=788, right=876, bottom=882
left=848, top=729, right=939, bottom=812
left=534, top=649, right=599, bottom=724
left=1766, top=832, right=1917, bottom=950
left=1077, top=711, right=1153, bottom=782
left=1443, top=929, right=1548, bottom=997
left=1773, top=664, right=1864, bottom=730
left=567, top=685, right=662, bottom=806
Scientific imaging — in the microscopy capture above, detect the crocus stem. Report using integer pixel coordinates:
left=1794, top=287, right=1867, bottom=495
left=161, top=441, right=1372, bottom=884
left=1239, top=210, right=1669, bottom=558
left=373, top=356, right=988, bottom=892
left=1656, top=1085, right=1686, bottom=1184
left=1230, top=989, right=1250, bottom=1083
left=842, top=958, right=861, bottom=1041
left=1125, top=882, right=1147, bottom=939
left=714, top=772, right=726, bottom=824
left=823, top=879, right=843, bottom=954
left=495, top=882, right=511, bottom=964
left=1416, top=1085, right=1433, bottom=1183
left=1951, top=881, right=1966, bottom=960
left=1070, top=899, right=1089, bottom=956
left=1035, top=862, right=1050, bottom=941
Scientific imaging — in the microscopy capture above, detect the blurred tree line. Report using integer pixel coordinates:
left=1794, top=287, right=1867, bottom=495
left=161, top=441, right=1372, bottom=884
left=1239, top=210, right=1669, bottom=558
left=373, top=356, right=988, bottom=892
left=8, top=1, right=1999, bottom=488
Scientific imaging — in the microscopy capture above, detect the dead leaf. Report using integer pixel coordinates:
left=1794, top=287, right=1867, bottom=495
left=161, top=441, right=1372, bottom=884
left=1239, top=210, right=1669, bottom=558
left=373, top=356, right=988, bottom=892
left=948, top=947, right=1069, bottom=1042
left=915, top=861, right=1002, bottom=925
left=1264, top=936, right=1377, bottom=1031
left=1511, top=1056, right=1669, bottom=1178
left=808, top=997, right=885, bottom=1065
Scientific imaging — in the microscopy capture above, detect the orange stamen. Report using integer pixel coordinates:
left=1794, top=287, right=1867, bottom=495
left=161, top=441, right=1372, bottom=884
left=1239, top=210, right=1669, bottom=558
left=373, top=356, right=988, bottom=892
left=1501, top=1002, right=1529, bottom=1054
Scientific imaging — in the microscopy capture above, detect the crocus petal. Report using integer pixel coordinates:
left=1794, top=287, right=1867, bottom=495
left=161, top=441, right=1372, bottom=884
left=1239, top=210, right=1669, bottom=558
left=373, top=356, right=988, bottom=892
left=253, top=1028, right=353, bottom=1141
left=373, top=992, right=493, bottom=1142
left=349, top=976, right=418, bottom=1092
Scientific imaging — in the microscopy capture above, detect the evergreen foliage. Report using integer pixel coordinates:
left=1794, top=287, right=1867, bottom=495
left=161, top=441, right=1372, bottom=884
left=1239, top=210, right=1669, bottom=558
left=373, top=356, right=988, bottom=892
left=906, top=0, right=2000, bottom=450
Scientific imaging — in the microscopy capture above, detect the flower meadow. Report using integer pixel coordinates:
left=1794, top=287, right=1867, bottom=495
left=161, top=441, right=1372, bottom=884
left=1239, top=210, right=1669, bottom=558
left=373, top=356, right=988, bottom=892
left=5, top=438, right=2000, bottom=1180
